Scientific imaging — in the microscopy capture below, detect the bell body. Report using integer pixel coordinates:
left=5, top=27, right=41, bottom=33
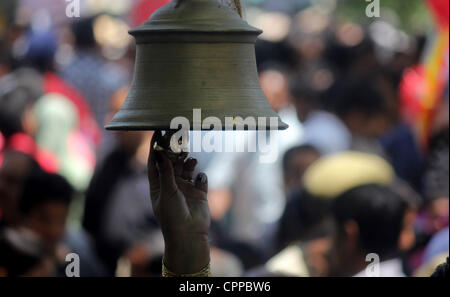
left=106, top=0, right=287, bottom=131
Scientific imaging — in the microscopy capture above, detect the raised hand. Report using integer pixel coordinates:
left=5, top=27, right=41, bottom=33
left=147, top=131, right=210, bottom=274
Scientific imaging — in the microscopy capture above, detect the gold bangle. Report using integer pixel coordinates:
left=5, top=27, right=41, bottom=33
left=162, top=261, right=211, bottom=277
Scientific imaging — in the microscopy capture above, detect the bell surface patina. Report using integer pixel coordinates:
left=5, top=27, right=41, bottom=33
left=105, top=0, right=288, bottom=131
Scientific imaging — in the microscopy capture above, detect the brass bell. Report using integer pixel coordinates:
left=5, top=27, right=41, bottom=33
left=105, top=0, right=288, bottom=131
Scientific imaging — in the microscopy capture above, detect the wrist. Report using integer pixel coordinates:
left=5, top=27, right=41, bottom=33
left=163, top=232, right=210, bottom=275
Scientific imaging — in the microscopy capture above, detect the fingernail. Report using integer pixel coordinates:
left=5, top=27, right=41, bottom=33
left=200, top=173, right=207, bottom=184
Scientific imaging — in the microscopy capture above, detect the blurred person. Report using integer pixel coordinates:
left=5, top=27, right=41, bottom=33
left=19, top=171, right=73, bottom=252
left=18, top=28, right=99, bottom=190
left=256, top=152, right=410, bottom=276
left=22, top=27, right=101, bottom=147
left=422, top=128, right=449, bottom=235
left=203, top=64, right=302, bottom=262
left=83, top=87, right=158, bottom=275
left=282, top=144, right=320, bottom=197
left=290, top=72, right=352, bottom=155
left=414, top=227, right=449, bottom=277
left=9, top=168, right=105, bottom=277
left=332, top=75, right=392, bottom=155
left=0, top=72, right=40, bottom=141
left=60, top=15, right=129, bottom=131
left=33, top=93, right=95, bottom=191
left=0, top=69, right=59, bottom=175
left=376, top=62, right=426, bottom=192
left=329, top=184, right=415, bottom=277
left=0, top=150, right=41, bottom=228
left=0, top=227, right=55, bottom=277
left=11, top=171, right=78, bottom=276
left=323, top=27, right=378, bottom=78
left=408, top=128, right=450, bottom=272
left=16, top=169, right=105, bottom=276
left=287, top=7, right=331, bottom=68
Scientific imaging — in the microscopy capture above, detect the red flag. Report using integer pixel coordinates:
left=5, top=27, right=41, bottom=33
left=130, top=0, right=171, bottom=27
left=427, top=0, right=449, bottom=29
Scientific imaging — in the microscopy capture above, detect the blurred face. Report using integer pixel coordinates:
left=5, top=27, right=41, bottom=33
left=284, top=150, right=320, bottom=194
left=25, top=202, right=69, bottom=249
left=0, top=152, right=33, bottom=226
left=303, top=237, right=331, bottom=277
left=259, top=70, right=291, bottom=112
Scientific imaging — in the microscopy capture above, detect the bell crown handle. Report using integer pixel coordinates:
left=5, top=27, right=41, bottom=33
left=225, top=0, right=243, bottom=18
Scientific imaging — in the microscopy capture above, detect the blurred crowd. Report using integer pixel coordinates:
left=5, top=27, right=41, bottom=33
left=0, top=0, right=448, bottom=277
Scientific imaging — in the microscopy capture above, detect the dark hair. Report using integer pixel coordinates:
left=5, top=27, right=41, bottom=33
left=289, top=65, right=336, bottom=109
left=255, top=39, right=297, bottom=73
left=332, top=75, right=388, bottom=118
left=71, top=16, right=97, bottom=49
left=282, top=144, right=319, bottom=176
left=0, top=86, right=34, bottom=138
left=19, top=172, right=74, bottom=215
left=276, top=189, right=333, bottom=252
left=0, top=69, right=42, bottom=138
left=332, top=184, right=407, bottom=258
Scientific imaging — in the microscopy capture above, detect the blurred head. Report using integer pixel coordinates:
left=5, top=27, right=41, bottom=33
left=290, top=83, right=320, bottom=123
left=297, top=152, right=397, bottom=248
left=0, top=151, right=39, bottom=226
left=333, top=75, right=391, bottom=138
left=23, top=29, right=58, bottom=73
left=19, top=172, right=73, bottom=249
left=282, top=145, right=320, bottom=195
left=259, top=65, right=292, bottom=112
left=0, top=85, right=38, bottom=140
left=324, top=26, right=377, bottom=76
left=290, top=66, right=335, bottom=123
left=330, top=184, right=411, bottom=276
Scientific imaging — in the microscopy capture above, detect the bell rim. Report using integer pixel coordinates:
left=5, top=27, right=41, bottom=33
left=105, top=121, right=289, bottom=131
